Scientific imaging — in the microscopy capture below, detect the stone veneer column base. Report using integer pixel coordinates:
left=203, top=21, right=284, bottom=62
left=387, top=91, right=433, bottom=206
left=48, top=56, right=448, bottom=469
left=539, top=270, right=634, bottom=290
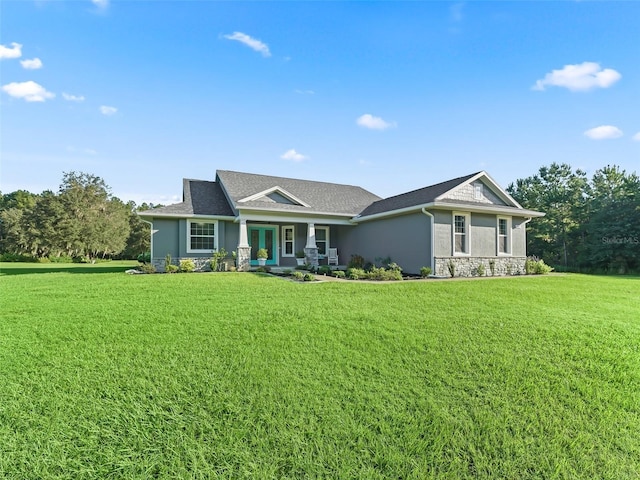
left=434, top=256, right=527, bottom=277
left=304, top=247, right=319, bottom=267
left=236, top=246, right=251, bottom=272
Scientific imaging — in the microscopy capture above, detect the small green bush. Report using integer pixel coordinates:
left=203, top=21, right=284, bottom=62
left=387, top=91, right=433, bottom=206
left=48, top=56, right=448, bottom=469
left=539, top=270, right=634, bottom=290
left=476, top=263, right=485, bottom=277
left=179, top=259, right=195, bottom=273
left=292, top=271, right=305, bottom=281
left=166, top=264, right=179, bottom=274
left=447, top=261, right=456, bottom=278
left=137, top=252, right=151, bottom=264
left=367, top=266, right=403, bottom=281
left=0, top=253, right=38, bottom=263
left=347, top=267, right=366, bottom=280
left=489, top=260, right=496, bottom=276
left=333, top=270, right=346, bottom=279
left=420, top=266, right=432, bottom=278
left=318, top=265, right=332, bottom=275
left=139, top=263, right=156, bottom=274
left=526, top=257, right=553, bottom=275
left=210, top=248, right=228, bottom=272
left=303, top=273, right=315, bottom=282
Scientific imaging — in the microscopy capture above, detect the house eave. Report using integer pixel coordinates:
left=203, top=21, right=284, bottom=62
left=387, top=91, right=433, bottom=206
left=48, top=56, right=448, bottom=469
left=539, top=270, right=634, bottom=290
left=137, top=212, right=236, bottom=221
left=353, top=201, right=544, bottom=222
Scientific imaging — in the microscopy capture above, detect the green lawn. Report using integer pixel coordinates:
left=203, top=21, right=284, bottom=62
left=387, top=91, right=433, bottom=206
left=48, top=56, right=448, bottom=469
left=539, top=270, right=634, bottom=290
left=1, top=265, right=639, bottom=479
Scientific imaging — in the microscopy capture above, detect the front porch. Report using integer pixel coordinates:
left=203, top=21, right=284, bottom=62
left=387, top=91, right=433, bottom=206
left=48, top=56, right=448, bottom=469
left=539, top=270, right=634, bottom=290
left=236, top=219, right=344, bottom=272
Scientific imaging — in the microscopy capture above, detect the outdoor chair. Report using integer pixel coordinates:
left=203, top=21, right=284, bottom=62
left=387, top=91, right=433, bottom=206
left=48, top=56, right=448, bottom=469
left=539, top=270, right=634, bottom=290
left=327, top=248, right=339, bottom=266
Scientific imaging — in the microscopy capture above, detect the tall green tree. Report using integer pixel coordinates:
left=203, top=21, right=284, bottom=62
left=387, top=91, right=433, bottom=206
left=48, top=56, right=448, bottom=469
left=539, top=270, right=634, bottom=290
left=508, top=163, right=588, bottom=267
left=56, top=172, right=130, bottom=260
left=580, top=166, right=640, bottom=272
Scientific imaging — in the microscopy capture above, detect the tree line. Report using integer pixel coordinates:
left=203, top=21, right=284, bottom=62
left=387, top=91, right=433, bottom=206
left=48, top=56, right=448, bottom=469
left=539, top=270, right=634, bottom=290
left=1, top=165, right=638, bottom=272
left=0, top=172, right=154, bottom=262
left=507, top=163, right=640, bottom=273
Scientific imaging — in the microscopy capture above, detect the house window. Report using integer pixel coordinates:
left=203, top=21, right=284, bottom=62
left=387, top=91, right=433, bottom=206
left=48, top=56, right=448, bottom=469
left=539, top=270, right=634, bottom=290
left=187, top=220, right=217, bottom=252
left=282, top=225, right=294, bottom=257
left=453, top=213, right=469, bottom=255
left=315, top=227, right=329, bottom=256
left=474, top=183, right=483, bottom=200
left=498, top=217, right=510, bottom=254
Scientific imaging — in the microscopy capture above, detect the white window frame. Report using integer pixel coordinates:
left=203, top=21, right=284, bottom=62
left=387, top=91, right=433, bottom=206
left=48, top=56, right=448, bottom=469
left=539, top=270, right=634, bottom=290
left=315, top=226, right=329, bottom=257
left=497, top=216, right=511, bottom=256
left=452, top=212, right=470, bottom=256
left=186, top=219, right=218, bottom=253
left=474, top=183, right=483, bottom=200
left=281, top=225, right=295, bottom=257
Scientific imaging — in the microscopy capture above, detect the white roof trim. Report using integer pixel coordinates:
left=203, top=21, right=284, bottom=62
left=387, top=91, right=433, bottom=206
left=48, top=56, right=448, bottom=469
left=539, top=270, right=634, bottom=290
left=238, top=186, right=311, bottom=208
left=354, top=201, right=544, bottom=223
left=435, top=171, right=523, bottom=209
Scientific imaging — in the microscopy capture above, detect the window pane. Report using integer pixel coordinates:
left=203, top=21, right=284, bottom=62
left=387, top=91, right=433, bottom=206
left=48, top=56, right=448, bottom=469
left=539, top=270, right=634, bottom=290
left=455, top=216, right=465, bottom=234
left=499, top=219, right=507, bottom=236
left=499, top=236, right=507, bottom=253
left=455, top=234, right=465, bottom=253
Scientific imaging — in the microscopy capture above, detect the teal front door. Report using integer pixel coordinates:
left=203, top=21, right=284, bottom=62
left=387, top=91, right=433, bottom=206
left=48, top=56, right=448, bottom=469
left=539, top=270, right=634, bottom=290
left=248, top=226, right=277, bottom=266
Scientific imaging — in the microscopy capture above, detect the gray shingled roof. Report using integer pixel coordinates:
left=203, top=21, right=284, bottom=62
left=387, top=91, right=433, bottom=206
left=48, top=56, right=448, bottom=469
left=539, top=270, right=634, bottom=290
left=216, top=170, right=382, bottom=216
left=358, top=172, right=480, bottom=217
left=138, top=179, right=234, bottom=217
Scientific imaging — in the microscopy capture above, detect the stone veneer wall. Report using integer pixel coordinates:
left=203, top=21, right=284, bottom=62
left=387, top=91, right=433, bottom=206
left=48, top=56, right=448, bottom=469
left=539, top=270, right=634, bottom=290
left=434, top=256, right=526, bottom=277
left=151, top=256, right=213, bottom=273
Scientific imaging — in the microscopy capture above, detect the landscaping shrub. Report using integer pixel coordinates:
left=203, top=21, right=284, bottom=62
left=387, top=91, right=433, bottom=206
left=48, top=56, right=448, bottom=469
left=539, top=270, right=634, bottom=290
left=0, top=253, right=38, bottom=262
left=347, top=267, right=366, bottom=280
left=179, top=259, right=195, bottom=273
left=137, top=252, right=151, bottom=264
left=303, top=273, right=315, bottom=282
left=367, top=266, right=403, bottom=281
left=210, top=248, right=228, bottom=272
left=292, top=271, right=304, bottom=281
left=447, top=260, right=456, bottom=277
left=489, top=259, right=496, bottom=276
left=318, top=265, right=332, bottom=275
left=333, top=270, right=346, bottom=279
left=476, top=263, right=485, bottom=276
left=526, top=257, right=553, bottom=275
left=138, top=263, right=156, bottom=274
left=420, top=266, right=431, bottom=278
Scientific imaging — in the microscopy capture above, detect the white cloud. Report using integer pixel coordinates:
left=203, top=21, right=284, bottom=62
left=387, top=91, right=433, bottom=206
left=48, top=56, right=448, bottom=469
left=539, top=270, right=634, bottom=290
left=99, top=105, right=117, bottom=116
left=0, top=42, right=22, bottom=59
left=533, top=62, right=621, bottom=92
left=62, top=92, right=85, bottom=102
left=356, top=113, right=395, bottom=130
left=632, top=132, right=640, bottom=142
left=223, top=32, right=271, bottom=57
left=280, top=149, right=308, bottom=162
left=20, top=58, right=43, bottom=70
left=2, top=80, right=54, bottom=102
left=584, top=125, right=623, bottom=140
left=91, top=0, right=109, bottom=9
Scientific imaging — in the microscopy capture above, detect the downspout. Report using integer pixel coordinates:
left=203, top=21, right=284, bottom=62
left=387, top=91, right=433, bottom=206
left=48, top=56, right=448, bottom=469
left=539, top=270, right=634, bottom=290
left=421, top=208, right=434, bottom=274
left=140, top=218, right=154, bottom=263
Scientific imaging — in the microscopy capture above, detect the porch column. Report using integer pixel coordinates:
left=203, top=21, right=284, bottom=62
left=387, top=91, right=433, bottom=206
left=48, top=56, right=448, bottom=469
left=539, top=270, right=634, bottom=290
left=304, top=223, right=319, bottom=267
left=237, top=218, right=251, bottom=271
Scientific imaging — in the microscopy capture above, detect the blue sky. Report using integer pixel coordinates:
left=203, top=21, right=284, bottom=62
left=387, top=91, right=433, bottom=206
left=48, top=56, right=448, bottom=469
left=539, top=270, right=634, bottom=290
left=2, top=1, right=639, bottom=205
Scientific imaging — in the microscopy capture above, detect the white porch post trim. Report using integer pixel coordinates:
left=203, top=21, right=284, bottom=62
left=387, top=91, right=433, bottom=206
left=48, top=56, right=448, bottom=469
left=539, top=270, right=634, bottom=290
left=305, top=223, right=316, bottom=249
left=238, top=218, right=249, bottom=247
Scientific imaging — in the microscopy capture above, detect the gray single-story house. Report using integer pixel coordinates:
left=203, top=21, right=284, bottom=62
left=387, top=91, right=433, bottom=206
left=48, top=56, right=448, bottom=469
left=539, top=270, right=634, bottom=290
left=138, top=169, right=544, bottom=276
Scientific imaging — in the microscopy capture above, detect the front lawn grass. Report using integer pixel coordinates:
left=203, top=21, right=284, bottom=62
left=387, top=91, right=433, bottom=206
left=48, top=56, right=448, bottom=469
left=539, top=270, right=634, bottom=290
left=1, top=266, right=638, bottom=478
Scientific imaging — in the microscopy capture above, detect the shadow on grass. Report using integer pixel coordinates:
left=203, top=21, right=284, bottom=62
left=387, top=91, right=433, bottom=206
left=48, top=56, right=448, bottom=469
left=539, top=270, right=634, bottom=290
left=0, top=262, right=139, bottom=276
